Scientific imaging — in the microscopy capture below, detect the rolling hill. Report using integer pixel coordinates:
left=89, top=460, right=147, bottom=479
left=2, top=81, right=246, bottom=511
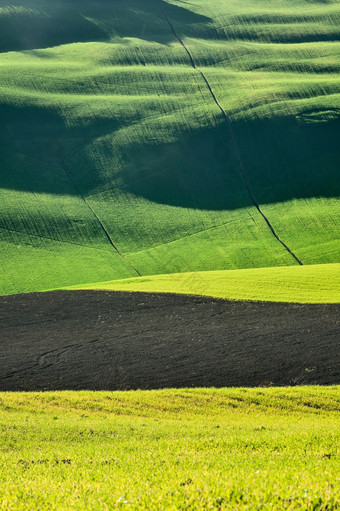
left=0, top=0, right=339, bottom=296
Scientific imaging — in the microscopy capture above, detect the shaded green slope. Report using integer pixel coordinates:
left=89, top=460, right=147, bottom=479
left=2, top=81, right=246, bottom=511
left=0, top=0, right=339, bottom=295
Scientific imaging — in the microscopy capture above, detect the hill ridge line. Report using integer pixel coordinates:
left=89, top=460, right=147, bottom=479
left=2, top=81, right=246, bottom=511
left=156, top=0, right=303, bottom=266
left=60, top=153, right=142, bottom=277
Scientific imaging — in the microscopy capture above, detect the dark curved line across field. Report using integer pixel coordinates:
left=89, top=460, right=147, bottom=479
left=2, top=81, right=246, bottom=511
left=60, top=150, right=142, bottom=277
left=0, top=291, right=338, bottom=391
left=156, top=0, right=303, bottom=266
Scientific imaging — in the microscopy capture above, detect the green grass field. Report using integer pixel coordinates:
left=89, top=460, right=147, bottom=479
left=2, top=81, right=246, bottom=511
left=69, top=262, right=340, bottom=303
left=1, top=0, right=339, bottom=296
left=0, top=387, right=339, bottom=510
left=1, top=5, right=339, bottom=509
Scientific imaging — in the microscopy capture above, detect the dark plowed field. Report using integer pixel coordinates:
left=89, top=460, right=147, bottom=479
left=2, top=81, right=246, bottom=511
left=0, top=291, right=339, bottom=390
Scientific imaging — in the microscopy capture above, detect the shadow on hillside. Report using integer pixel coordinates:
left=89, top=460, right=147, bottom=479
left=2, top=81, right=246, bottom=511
left=0, top=0, right=210, bottom=53
left=119, top=111, right=340, bottom=209
left=0, top=101, right=251, bottom=210
left=1, top=102, right=339, bottom=210
left=0, top=103, right=122, bottom=196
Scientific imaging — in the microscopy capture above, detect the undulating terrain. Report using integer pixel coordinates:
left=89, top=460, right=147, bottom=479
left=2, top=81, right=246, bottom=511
left=1, top=2, right=339, bottom=509
left=1, top=0, right=339, bottom=295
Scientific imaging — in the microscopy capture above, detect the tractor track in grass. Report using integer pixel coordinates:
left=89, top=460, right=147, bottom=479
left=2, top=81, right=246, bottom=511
left=60, top=149, right=142, bottom=277
left=0, top=290, right=339, bottom=390
left=156, top=0, right=303, bottom=266
left=60, top=154, right=141, bottom=276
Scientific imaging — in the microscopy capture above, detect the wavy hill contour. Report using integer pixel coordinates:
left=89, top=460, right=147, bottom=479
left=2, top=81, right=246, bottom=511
left=0, top=0, right=339, bottom=295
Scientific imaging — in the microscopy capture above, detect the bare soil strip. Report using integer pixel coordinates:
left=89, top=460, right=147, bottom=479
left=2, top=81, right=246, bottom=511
left=0, top=291, right=338, bottom=391
left=157, top=0, right=303, bottom=266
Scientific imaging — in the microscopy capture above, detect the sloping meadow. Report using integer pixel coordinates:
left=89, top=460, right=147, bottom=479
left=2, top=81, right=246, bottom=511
left=0, top=0, right=339, bottom=294
left=0, top=387, right=339, bottom=509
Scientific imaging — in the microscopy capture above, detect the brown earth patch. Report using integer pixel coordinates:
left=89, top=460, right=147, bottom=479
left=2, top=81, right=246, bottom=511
left=0, top=291, right=339, bottom=390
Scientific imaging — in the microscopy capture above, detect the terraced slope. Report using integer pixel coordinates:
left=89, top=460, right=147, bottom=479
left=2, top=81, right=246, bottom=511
left=0, top=0, right=339, bottom=295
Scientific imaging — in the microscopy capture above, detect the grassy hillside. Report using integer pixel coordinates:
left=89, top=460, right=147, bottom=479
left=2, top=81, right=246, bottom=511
left=0, top=0, right=339, bottom=295
left=69, top=263, right=340, bottom=303
left=0, top=387, right=339, bottom=509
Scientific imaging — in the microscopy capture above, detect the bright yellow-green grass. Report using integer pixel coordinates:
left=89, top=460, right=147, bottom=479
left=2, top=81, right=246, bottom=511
left=0, top=387, right=339, bottom=510
left=0, top=0, right=339, bottom=295
left=69, top=262, right=340, bottom=303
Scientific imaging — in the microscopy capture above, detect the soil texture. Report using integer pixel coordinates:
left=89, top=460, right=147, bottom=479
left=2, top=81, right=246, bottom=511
left=0, top=291, right=339, bottom=390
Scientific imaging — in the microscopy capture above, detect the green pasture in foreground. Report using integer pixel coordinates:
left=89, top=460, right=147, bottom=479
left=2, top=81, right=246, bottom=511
left=69, top=262, right=340, bottom=303
left=0, top=387, right=339, bottom=510
left=0, top=0, right=339, bottom=295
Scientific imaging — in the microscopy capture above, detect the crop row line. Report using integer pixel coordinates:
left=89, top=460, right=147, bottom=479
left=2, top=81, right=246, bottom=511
left=0, top=225, right=126, bottom=254
left=124, top=219, right=239, bottom=257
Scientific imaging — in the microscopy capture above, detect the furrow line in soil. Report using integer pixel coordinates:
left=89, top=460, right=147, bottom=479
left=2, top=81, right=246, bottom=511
left=0, top=339, right=101, bottom=381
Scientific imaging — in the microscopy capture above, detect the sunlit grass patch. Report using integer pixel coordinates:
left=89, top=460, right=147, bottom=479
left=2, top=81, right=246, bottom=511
left=69, top=263, right=340, bottom=303
left=0, top=387, right=339, bottom=509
